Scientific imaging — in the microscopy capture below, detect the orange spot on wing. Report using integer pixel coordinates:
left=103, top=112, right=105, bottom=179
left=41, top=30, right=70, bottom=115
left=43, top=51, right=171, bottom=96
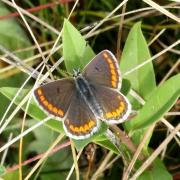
left=40, top=95, right=45, bottom=101
left=111, top=81, right=117, bottom=88
left=74, top=127, right=79, bottom=132
left=112, top=111, right=117, bottom=117
left=43, top=100, right=48, bottom=106
left=84, top=124, right=89, bottom=131
left=37, top=88, right=42, bottom=95
left=111, top=69, right=116, bottom=75
left=112, top=75, right=117, bottom=81
left=106, top=112, right=112, bottom=118
left=53, top=107, right=58, bottom=114
left=79, top=126, right=84, bottom=132
left=103, top=52, right=108, bottom=58
left=116, top=109, right=121, bottom=115
left=107, top=58, right=112, bottom=64
left=89, top=120, right=95, bottom=128
left=109, top=63, right=115, bottom=69
left=70, top=125, right=74, bottom=131
left=48, top=104, right=53, bottom=111
left=120, top=102, right=125, bottom=108
left=58, top=109, right=64, bottom=116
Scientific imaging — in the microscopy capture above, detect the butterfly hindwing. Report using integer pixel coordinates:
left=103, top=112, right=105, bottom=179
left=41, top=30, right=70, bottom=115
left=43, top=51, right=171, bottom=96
left=83, top=50, right=121, bottom=89
left=63, top=90, right=100, bottom=139
left=90, top=84, right=131, bottom=124
left=34, top=78, right=75, bottom=119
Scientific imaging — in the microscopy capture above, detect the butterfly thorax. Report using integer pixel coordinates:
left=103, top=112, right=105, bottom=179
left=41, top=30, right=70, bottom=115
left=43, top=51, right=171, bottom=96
left=74, top=74, right=103, bottom=118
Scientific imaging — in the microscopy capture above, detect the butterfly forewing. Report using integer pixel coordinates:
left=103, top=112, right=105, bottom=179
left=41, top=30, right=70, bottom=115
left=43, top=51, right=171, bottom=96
left=90, top=84, right=131, bottom=124
left=63, top=90, right=99, bottom=139
left=34, top=78, right=75, bottom=119
left=83, top=50, right=121, bottom=89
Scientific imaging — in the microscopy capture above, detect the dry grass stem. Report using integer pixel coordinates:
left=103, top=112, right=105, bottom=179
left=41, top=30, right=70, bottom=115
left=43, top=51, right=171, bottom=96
left=66, top=150, right=83, bottom=180
left=122, top=125, right=155, bottom=180
left=143, top=0, right=180, bottom=23
left=0, top=117, right=51, bottom=153
left=1, top=0, right=60, bottom=35
left=70, top=139, right=80, bottom=180
left=24, top=134, right=64, bottom=180
left=124, top=39, right=180, bottom=76
left=129, top=124, right=180, bottom=180
left=91, top=151, right=114, bottom=179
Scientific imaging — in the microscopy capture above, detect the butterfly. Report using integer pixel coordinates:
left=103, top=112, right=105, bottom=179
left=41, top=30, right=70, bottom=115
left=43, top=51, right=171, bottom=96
left=34, top=50, right=131, bottom=139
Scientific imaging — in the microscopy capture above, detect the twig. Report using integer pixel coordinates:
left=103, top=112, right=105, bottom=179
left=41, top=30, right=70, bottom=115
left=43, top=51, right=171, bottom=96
left=1, top=0, right=60, bottom=35
left=0, top=1, right=73, bottom=20
left=6, top=140, right=70, bottom=173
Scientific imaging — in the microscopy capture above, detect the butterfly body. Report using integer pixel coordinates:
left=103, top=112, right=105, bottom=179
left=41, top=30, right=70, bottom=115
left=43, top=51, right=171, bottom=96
left=34, top=50, right=131, bottom=139
left=75, top=75, right=103, bottom=119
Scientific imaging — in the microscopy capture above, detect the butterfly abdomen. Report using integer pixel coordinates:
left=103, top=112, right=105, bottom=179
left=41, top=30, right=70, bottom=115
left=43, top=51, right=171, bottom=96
left=75, top=76, right=103, bottom=118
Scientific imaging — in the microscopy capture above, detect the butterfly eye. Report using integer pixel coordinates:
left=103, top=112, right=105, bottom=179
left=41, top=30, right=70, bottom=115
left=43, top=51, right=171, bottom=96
left=73, top=69, right=81, bottom=77
left=95, top=66, right=101, bottom=72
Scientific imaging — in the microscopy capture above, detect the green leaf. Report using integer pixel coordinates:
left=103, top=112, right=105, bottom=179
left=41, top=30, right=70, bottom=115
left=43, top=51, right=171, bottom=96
left=138, top=157, right=172, bottom=180
left=0, top=165, right=6, bottom=176
left=120, top=22, right=156, bottom=147
left=120, top=22, right=156, bottom=109
left=63, top=19, right=95, bottom=73
left=96, top=139, right=120, bottom=154
left=2, top=170, right=19, bottom=180
left=131, top=74, right=180, bottom=131
left=0, top=73, right=28, bottom=119
left=121, top=79, right=131, bottom=95
left=26, top=123, right=58, bottom=154
left=0, top=2, right=33, bottom=59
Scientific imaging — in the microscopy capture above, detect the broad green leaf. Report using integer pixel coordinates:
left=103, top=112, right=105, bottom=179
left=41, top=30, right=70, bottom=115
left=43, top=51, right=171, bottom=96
left=120, top=22, right=156, bottom=147
left=131, top=74, right=180, bottom=131
left=26, top=123, right=58, bottom=154
left=120, top=22, right=156, bottom=110
left=0, top=73, right=27, bottom=119
left=63, top=19, right=95, bottom=73
left=0, top=2, right=33, bottom=59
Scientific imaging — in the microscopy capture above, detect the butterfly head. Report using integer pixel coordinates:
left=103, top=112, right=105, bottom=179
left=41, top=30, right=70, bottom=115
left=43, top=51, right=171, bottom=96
left=73, top=69, right=81, bottom=77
